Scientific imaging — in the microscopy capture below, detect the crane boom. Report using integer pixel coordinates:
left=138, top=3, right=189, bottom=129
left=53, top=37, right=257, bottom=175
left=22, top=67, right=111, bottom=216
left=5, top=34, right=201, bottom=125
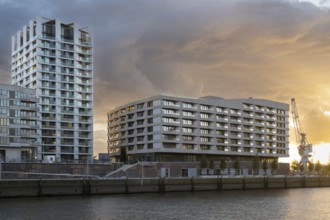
left=290, top=98, right=312, bottom=172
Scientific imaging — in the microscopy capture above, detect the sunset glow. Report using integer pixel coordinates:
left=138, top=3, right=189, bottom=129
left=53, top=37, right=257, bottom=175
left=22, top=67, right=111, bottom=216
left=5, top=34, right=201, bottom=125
left=0, top=0, right=330, bottom=163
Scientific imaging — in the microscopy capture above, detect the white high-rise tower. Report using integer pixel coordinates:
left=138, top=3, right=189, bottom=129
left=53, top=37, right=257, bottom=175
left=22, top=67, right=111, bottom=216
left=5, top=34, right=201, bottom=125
left=11, top=17, right=93, bottom=162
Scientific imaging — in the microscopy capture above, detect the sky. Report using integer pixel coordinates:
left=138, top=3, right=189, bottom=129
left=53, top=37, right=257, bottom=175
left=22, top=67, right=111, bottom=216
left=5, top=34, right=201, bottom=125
left=1, top=0, right=330, bottom=163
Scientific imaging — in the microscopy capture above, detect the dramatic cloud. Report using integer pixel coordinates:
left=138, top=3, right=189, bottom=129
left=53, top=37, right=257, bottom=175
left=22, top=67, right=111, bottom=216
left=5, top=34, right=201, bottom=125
left=1, top=0, right=330, bottom=160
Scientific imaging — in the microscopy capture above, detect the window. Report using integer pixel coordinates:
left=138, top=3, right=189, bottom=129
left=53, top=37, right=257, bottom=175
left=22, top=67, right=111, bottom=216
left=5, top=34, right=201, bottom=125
left=200, top=145, right=210, bottom=150
left=0, top=118, right=9, bottom=126
left=216, top=107, right=227, bottom=112
left=216, top=122, right=226, bottom=128
left=182, top=136, right=193, bottom=141
left=230, top=109, right=240, bottom=114
left=230, top=131, right=239, bottom=137
left=136, top=111, right=144, bottom=117
left=277, top=123, right=286, bottom=128
left=182, top=144, right=194, bottom=150
left=216, top=115, right=227, bottom=120
left=200, top=121, right=210, bottom=127
left=200, top=137, right=210, bottom=142
left=137, top=103, right=144, bottom=109
left=0, top=99, right=9, bottom=107
left=128, top=105, right=135, bottom=111
left=200, top=129, right=211, bottom=135
left=163, top=143, right=176, bottom=148
left=277, top=143, right=286, bottom=148
left=163, top=117, right=177, bottom=123
left=0, top=108, right=8, bottom=115
left=182, top=111, right=194, bottom=117
left=163, top=100, right=176, bottom=106
left=200, top=113, right=210, bottom=119
left=163, top=134, right=176, bottom=140
left=183, top=119, right=193, bottom=125
left=200, top=105, right=210, bottom=110
left=137, top=144, right=144, bottom=150
left=182, top=102, right=194, bottom=108
left=163, top=109, right=177, bottom=115
left=182, top=127, right=193, bottom=133
left=163, top=126, right=176, bottom=132
left=137, top=120, right=144, bottom=126
left=0, top=89, right=8, bottom=96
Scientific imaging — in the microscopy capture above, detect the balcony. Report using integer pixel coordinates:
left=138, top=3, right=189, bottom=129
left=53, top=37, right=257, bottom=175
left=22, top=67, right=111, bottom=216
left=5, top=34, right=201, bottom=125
left=79, top=110, right=91, bottom=115
left=62, top=110, right=74, bottom=114
left=79, top=147, right=89, bottom=154
left=42, top=116, right=56, bottom=121
left=77, top=72, right=92, bottom=78
left=61, top=45, right=74, bottom=51
left=61, top=126, right=74, bottom=130
left=61, top=61, right=74, bottom=67
left=61, top=117, right=74, bottom=122
left=42, top=125, right=56, bottom=129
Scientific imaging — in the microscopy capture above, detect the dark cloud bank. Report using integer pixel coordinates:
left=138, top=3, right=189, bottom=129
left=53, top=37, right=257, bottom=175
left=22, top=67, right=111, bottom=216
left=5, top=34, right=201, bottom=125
left=1, top=0, right=330, bottom=154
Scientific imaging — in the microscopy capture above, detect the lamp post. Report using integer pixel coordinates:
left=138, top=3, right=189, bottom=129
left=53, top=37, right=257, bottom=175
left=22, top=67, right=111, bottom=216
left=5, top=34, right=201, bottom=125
left=142, top=160, right=144, bottom=178
left=0, top=155, right=4, bottom=180
left=86, top=158, right=89, bottom=178
left=138, top=159, right=144, bottom=178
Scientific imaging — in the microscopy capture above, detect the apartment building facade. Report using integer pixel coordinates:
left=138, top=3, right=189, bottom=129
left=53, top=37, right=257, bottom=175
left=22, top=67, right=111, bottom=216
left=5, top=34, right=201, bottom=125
left=0, top=83, right=38, bottom=162
left=11, top=17, right=93, bottom=161
left=108, top=95, right=289, bottom=164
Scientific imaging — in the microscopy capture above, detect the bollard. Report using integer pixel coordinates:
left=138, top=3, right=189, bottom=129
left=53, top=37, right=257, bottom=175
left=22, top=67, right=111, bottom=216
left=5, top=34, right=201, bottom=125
left=264, top=175, right=268, bottom=189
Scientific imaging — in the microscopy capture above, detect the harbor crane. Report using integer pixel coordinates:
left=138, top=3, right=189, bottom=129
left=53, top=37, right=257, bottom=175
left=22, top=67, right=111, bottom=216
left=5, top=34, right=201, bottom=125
left=291, top=98, right=313, bottom=172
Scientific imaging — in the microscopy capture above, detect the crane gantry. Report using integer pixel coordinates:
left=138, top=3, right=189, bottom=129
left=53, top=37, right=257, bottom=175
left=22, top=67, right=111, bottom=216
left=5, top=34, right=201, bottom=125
left=291, top=98, right=313, bottom=172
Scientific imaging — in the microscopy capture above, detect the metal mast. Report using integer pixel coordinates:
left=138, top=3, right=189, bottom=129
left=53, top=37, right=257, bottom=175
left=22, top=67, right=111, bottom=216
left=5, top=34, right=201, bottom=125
left=291, top=98, right=312, bottom=172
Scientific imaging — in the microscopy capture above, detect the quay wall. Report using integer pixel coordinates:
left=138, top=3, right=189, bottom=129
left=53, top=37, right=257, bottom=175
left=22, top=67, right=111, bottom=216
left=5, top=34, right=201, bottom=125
left=0, top=176, right=329, bottom=198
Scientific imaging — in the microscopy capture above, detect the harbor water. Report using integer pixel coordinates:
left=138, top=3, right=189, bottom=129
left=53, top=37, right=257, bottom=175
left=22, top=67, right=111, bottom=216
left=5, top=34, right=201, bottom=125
left=1, top=188, right=329, bottom=220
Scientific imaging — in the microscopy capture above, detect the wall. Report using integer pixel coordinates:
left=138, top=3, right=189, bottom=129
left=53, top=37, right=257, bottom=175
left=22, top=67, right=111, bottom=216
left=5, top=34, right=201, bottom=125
left=0, top=176, right=329, bottom=198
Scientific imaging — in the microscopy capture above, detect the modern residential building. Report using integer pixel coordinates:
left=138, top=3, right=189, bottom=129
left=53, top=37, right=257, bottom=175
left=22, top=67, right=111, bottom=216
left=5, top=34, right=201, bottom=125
left=0, top=83, right=38, bottom=162
left=107, top=95, right=289, bottom=165
left=11, top=17, right=93, bottom=161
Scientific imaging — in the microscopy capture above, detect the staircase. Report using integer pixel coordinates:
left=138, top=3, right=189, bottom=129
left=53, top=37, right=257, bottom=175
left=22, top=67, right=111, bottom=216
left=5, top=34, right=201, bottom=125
left=104, top=163, right=139, bottom=178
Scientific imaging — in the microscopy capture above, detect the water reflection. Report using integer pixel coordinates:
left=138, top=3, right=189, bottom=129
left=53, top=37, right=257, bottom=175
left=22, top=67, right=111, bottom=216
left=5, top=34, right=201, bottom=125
left=0, top=188, right=329, bottom=220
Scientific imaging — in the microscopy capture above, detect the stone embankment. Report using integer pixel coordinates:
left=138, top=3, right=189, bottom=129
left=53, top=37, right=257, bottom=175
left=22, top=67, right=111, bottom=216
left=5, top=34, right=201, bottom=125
left=1, top=176, right=329, bottom=198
